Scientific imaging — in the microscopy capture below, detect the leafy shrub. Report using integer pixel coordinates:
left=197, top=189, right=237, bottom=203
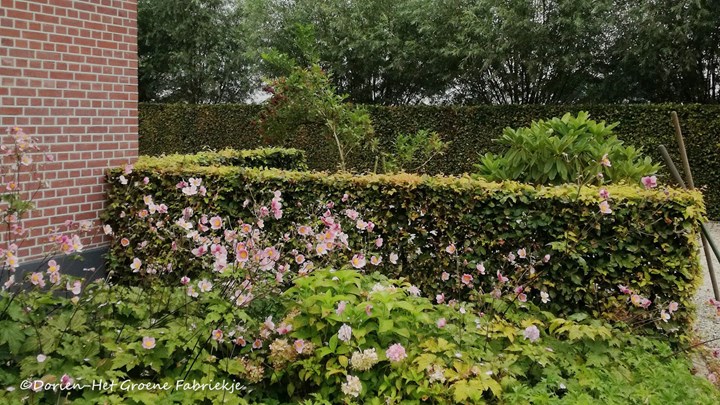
left=376, top=129, right=449, bottom=174
left=138, top=103, right=720, bottom=219
left=257, top=61, right=374, bottom=172
left=274, top=269, right=719, bottom=403
left=138, top=103, right=263, bottom=156
left=2, top=269, right=719, bottom=403
left=104, top=155, right=705, bottom=333
left=476, top=112, right=659, bottom=185
left=3, top=126, right=716, bottom=402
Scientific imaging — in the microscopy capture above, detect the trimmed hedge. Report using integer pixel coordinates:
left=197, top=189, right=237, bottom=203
left=105, top=153, right=705, bottom=331
left=139, top=103, right=263, bottom=156
left=137, top=147, right=308, bottom=171
left=139, top=103, right=720, bottom=219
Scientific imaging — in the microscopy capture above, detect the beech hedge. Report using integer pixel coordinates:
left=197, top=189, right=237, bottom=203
left=105, top=153, right=705, bottom=330
left=136, top=147, right=307, bottom=171
left=139, top=103, right=720, bottom=219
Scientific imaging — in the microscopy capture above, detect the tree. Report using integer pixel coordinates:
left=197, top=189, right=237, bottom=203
left=138, top=0, right=254, bottom=103
left=137, top=0, right=720, bottom=105
left=246, top=0, right=463, bottom=104
left=449, top=0, right=614, bottom=104
left=593, top=0, right=720, bottom=103
left=257, top=55, right=374, bottom=172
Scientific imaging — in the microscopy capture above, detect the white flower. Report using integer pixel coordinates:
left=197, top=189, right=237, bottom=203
left=341, top=375, right=362, bottom=398
left=66, top=280, right=82, bottom=295
left=389, top=252, right=399, bottom=264
left=198, top=279, right=213, bottom=293
left=427, top=364, right=446, bottom=383
left=350, top=348, right=379, bottom=371
left=37, top=354, right=47, bottom=363
left=130, top=258, right=142, bottom=272
left=523, top=325, right=540, bottom=342
left=540, top=291, right=550, bottom=303
left=182, top=185, right=198, bottom=196
left=406, top=285, right=421, bottom=296
left=176, top=218, right=193, bottom=230
left=338, top=324, right=352, bottom=342
left=3, top=275, right=15, bottom=290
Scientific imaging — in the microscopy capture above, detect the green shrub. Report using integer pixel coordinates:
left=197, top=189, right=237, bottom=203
left=138, top=103, right=263, bottom=156
left=3, top=269, right=718, bottom=403
left=257, top=63, right=374, bottom=172
left=136, top=148, right=308, bottom=172
left=377, top=129, right=449, bottom=174
left=476, top=112, right=659, bottom=185
left=276, top=269, right=720, bottom=403
left=139, top=103, right=720, bottom=218
left=104, top=155, right=705, bottom=332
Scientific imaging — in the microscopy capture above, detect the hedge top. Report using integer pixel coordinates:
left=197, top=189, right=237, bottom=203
left=134, top=147, right=308, bottom=172
left=122, top=152, right=705, bottom=211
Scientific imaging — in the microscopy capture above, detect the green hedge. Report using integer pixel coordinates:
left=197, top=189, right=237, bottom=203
left=137, top=147, right=307, bottom=171
left=139, top=103, right=720, bottom=219
left=104, top=154, right=705, bottom=331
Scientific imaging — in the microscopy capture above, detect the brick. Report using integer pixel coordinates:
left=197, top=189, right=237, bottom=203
left=6, top=0, right=138, bottom=262
left=21, top=30, right=48, bottom=41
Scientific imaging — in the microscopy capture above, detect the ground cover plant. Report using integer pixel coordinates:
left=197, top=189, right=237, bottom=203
left=2, top=126, right=719, bottom=403
left=2, top=268, right=720, bottom=404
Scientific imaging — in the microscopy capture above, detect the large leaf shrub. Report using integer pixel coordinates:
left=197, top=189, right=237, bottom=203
left=475, top=112, right=659, bottom=185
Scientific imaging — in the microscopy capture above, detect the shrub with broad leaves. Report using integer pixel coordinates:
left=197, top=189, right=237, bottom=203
left=476, top=112, right=660, bottom=185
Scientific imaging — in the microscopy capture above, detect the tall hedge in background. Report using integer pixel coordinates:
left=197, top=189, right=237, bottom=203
left=139, top=103, right=720, bottom=218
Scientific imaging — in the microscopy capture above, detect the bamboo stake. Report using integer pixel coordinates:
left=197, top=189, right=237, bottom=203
left=670, top=112, right=719, bottom=301
left=659, top=144, right=720, bottom=300
left=671, top=111, right=694, bottom=189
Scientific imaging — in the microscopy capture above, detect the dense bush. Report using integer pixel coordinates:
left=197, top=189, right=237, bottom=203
left=476, top=112, right=659, bottom=185
left=137, top=148, right=307, bottom=172
left=138, top=103, right=720, bottom=218
left=4, top=269, right=719, bottom=403
left=104, top=154, right=705, bottom=332
left=138, top=103, right=263, bottom=156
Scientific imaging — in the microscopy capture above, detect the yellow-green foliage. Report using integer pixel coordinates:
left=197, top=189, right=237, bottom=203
left=106, top=151, right=705, bottom=330
left=135, top=148, right=307, bottom=172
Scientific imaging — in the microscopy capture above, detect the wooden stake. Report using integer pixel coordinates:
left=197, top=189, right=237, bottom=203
left=671, top=111, right=694, bottom=188
left=660, top=142, right=720, bottom=300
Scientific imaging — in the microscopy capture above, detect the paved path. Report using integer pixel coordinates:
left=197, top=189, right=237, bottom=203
left=693, top=222, right=720, bottom=352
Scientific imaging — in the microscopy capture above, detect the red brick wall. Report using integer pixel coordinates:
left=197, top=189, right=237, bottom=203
left=0, top=0, right=138, bottom=260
